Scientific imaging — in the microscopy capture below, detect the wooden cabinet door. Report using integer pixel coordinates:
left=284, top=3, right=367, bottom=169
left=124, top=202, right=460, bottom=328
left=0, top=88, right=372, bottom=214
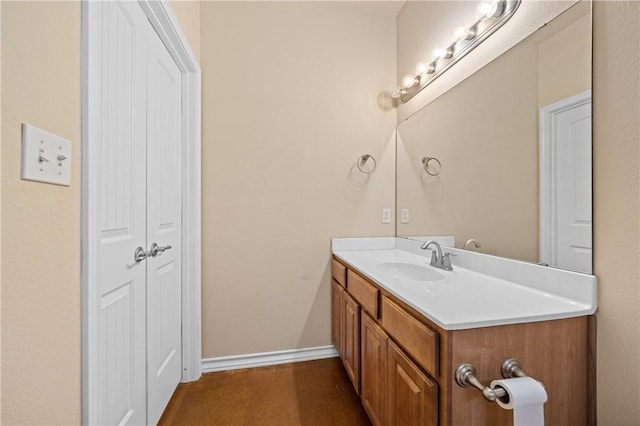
left=361, top=312, right=388, bottom=426
left=331, top=280, right=343, bottom=358
left=387, top=340, right=438, bottom=426
left=342, top=291, right=360, bottom=393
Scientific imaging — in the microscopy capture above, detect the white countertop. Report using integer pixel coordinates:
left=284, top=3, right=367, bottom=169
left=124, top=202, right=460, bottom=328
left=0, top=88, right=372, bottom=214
left=332, top=238, right=597, bottom=330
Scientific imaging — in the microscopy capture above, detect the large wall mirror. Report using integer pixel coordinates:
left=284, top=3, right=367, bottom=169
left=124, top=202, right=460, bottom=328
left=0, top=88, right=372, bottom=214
left=396, top=1, right=592, bottom=274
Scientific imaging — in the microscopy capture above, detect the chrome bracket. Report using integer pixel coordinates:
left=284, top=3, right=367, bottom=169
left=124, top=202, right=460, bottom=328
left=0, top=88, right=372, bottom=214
left=455, top=363, right=507, bottom=402
left=502, top=358, right=527, bottom=379
left=455, top=358, right=538, bottom=404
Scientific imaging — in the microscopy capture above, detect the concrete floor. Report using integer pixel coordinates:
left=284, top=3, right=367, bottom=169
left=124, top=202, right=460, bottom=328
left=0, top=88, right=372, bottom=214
left=158, top=357, right=371, bottom=425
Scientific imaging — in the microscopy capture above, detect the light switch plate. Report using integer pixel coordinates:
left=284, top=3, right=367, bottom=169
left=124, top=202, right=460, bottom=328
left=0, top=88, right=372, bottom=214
left=21, top=123, right=72, bottom=186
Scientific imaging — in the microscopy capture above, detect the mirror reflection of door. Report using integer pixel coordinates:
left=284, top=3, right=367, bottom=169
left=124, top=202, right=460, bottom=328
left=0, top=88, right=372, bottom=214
left=540, top=90, right=592, bottom=274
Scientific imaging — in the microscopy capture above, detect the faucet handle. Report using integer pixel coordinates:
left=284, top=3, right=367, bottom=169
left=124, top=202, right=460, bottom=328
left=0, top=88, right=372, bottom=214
left=442, top=252, right=456, bottom=270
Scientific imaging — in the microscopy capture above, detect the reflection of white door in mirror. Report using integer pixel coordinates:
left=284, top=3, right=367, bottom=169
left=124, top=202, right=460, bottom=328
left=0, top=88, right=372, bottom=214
left=539, top=90, right=592, bottom=274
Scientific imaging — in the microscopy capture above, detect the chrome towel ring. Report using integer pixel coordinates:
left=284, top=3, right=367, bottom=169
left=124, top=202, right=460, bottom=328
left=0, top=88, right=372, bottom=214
left=421, top=156, right=441, bottom=176
left=357, top=154, right=377, bottom=174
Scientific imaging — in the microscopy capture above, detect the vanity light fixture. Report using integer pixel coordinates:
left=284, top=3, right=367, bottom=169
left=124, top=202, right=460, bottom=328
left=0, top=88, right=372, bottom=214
left=391, top=0, right=521, bottom=102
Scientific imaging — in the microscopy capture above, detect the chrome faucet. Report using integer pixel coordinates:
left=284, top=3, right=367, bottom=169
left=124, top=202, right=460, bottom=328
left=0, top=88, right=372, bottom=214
left=464, top=238, right=481, bottom=251
left=420, top=240, right=454, bottom=271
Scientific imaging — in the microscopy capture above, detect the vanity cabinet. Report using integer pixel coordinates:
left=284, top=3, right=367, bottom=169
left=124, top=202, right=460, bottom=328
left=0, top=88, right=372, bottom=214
left=361, top=305, right=438, bottom=426
left=361, top=312, right=388, bottom=426
left=331, top=258, right=348, bottom=359
left=342, top=291, right=360, bottom=392
left=331, top=256, right=592, bottom=426
left=387, top=340, right=438, bottom=426
left=331, top=258, right=360, bottom=393
left=331, top=281, right=343, bottom=357
left=381, top=296, right=438, bottom=378
left=333, top=261, right=438, bottom=426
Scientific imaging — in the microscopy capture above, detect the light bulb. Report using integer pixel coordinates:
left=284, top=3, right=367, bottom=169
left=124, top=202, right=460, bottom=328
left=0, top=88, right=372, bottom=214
left=416, top=61, right=436, bottom=75
left=476, top=1, right=503, bottom=20
left=401, top=74, right=418, bottom=89
left=391, top=87, right=404, bottom=99
left=415, top=62, right=430, bottom=75
left=452, top=25, right=475, bottom=42
left=432, top=47, right=446, bottom=60
left=432, top=47, right=452, bottom=61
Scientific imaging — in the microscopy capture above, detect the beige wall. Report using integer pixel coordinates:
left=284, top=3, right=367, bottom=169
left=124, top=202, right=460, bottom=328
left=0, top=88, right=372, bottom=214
left=169, top=0, right=201, bottom=62
left=1, top=2, right=81, bottom=424
left=200, top=2, right=397, bottom=357
left=593, top=1, right=640, bottom=422
left=396, top=2, right=590, bottom=263
left=538, top=9, right=591, bottom=107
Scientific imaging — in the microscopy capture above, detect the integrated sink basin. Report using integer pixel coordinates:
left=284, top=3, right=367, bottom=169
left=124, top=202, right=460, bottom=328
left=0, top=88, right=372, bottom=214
left=376, top=261, right=444, bottom=282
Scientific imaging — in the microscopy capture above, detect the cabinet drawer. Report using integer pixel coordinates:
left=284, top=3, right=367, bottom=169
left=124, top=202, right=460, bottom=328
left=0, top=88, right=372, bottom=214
left=332, top=258, right=347, bottom=288
left=381, top=296, right=439, bottom=377
left=347, top=270, right=379, bottom=318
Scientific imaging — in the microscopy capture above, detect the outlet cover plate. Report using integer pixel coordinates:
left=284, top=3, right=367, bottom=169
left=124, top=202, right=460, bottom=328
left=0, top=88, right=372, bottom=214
left=401, top=208, right=410, bottom=224
left=382, top=208, right=391, bottom=224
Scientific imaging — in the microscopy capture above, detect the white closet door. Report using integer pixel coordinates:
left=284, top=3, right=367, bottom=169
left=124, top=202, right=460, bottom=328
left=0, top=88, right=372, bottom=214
left=94, top=1, right=148, bottom=424
left=145, top=27, right=183, bottom=426
left=555, top=101, right=592, bottom=273
left=540, top=91, right=592, bottom=274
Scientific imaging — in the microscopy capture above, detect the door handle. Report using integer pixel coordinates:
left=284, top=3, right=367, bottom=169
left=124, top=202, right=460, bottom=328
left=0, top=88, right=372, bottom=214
left=134, top=246, right=149, bottom=263
left=150, top=242, right=173, bottom=257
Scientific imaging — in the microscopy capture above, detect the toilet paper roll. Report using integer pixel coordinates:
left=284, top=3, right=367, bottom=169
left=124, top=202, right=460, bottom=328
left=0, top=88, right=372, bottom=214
left=490, top=377, right=547, bottom=426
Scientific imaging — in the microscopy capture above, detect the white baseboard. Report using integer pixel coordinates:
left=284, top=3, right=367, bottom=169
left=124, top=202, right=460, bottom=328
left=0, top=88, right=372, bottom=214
left=201, top=345, right=339, bottom=374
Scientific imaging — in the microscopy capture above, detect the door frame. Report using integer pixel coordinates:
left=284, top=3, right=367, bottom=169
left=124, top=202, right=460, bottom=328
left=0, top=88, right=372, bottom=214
left=539, top=89, right=591, bottom=268
left=81, top=1, right=202, bottom=423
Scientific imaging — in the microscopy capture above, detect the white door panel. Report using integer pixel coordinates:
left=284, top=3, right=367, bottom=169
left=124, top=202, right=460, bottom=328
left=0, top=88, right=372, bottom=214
left=95, top=1, right=148, bottom=424
left=540, top=91, right=592, bottom=274
left=146, top=28, right=183, bottom=426
left=556, top=105, right=592, bottom=273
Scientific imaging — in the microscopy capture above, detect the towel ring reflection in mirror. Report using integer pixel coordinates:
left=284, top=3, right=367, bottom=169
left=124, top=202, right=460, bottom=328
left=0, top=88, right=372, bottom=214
left=357, top=154, right=377, bottom=174
left=422, top=156, right=442, bottom=176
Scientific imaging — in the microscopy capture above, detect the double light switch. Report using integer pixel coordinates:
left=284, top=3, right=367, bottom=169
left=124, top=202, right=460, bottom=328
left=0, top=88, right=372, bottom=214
left=21, top=123, right=72, bottom=186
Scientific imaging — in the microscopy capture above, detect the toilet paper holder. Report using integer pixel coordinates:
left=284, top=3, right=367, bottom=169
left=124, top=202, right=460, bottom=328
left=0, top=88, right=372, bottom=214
left=455, top=358, right=530, bottom=403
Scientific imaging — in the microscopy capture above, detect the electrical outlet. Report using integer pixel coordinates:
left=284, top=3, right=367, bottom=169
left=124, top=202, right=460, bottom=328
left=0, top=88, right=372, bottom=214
left=382, top=208, right=391, bottom=224
left=401, top=208, right=410, bottom=224
left=21, top=123, right=71, bottom=186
